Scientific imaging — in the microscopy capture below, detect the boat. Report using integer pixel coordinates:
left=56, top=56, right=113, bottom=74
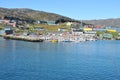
left=51, top=39, right=58, bottom=43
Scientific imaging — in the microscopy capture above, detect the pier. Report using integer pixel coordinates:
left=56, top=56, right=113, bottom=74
left=4, top=35, right=44, bottom=42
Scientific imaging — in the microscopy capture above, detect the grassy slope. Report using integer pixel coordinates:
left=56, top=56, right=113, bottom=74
left=29, top=24, right=70, bottom=31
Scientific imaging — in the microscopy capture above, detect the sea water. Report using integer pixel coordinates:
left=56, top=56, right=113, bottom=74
left=0, top=37, right=120, bottom=80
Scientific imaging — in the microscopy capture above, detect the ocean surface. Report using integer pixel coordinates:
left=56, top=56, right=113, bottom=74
left=0, top=37, right=120, bottom=80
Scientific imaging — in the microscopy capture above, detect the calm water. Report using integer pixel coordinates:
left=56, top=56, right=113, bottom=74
left=0, top=37, right=120, bottom=80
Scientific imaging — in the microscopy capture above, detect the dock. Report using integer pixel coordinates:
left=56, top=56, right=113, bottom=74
left=3, top=35, right=44, bottom=42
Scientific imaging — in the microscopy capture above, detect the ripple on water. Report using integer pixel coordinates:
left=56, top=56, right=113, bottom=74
left=0, top=40, right=120, bottom=80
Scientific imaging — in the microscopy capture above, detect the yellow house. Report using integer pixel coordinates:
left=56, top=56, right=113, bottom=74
left=66, top=22, right=72, bottom=26
left=83, top=28, right=92, bottom=31
left=107, top=29, right=117, bottom=33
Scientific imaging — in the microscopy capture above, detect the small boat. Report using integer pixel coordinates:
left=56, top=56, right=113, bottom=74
left=51, top=39, right=58, bottom=43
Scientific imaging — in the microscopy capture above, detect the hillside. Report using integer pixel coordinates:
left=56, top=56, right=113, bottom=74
left=83, top=18, right=120, bottom=27
left=0, top=7, right=74, bottom=21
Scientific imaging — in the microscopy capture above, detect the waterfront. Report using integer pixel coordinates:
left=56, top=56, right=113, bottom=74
left=0, top=37, right=120, bottom=80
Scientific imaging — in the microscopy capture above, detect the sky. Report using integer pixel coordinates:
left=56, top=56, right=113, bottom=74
left=0, top=0, right=120, bottom=20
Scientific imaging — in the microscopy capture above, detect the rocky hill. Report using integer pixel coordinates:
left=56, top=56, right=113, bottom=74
left=0, top=7, right=74, bottom=21
left=2, top=7, right=120, bottom=28
left=83, top=18, right=120, bottom=27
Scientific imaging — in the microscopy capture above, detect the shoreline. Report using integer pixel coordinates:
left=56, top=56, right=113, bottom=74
left=1, top=34, right=120, bottom=43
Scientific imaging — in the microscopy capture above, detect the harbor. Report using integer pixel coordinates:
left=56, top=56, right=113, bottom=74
left=2, top=33, right=97, bottom=42
left=0, top=16, right=120, bottom=43
left=0, top=26, right=120, bottom=42
left=1, top=26, right=120, bottom=42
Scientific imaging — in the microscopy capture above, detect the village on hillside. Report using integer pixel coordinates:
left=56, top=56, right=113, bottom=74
left=0, top=16, right=120, bottom=42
